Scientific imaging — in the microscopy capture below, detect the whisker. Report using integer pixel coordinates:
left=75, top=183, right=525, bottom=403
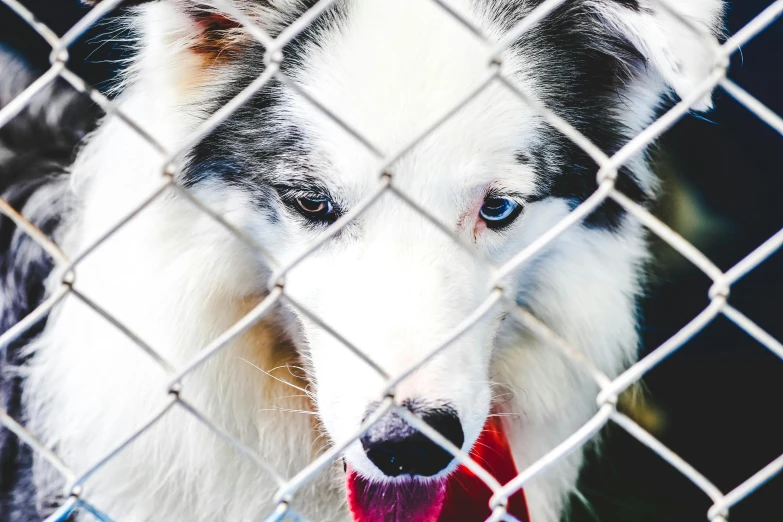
left=277, top=394, right=314, bottom=401
left=310, top=432, right=330, bottom=453
left=257, top=408, right=318, bottom=416
left=487, top=412, right=521, bottom=419
left=491, top=391, right=515, bottom=403
left=271, top=363, right=315, bottom=379
left=237, top=358, right=311, bottom=395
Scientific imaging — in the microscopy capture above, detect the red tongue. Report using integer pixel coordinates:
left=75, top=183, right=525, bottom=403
left=346, top=420, right=530, bottom=522
left=345, top=472, right=447, bottom=522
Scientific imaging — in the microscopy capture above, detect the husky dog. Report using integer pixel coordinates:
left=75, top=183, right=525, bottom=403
left=1, top=1, right=723, bottom=521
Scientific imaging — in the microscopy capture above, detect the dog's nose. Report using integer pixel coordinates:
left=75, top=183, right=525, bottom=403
left=360, top=405, right=464, bottom=477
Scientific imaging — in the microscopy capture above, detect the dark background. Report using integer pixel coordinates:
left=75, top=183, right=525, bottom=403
left=1, top=1, right=781, bottom=521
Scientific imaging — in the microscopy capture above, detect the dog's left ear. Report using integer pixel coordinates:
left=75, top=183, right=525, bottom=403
left=596, top=0, right=725, bottom=111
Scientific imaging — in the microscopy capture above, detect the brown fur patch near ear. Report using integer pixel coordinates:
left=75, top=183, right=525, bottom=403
left=187, top=9, right=246, bottom=61
left=85, top=1, right=248, bottom=63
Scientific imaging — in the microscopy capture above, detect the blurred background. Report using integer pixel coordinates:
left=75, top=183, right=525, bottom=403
left=1, top=1, right=781, bottom=520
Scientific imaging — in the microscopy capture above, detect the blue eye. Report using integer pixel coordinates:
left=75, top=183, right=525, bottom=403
left=479, top=197, right=522, bottom=230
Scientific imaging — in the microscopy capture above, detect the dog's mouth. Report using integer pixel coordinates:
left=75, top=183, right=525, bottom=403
left=345, top=420, right=531, bottom=522
left=346, top=469, right=447, bottom=522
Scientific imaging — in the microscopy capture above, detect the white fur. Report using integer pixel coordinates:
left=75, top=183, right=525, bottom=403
left=22, top=1, right=721, bottom=520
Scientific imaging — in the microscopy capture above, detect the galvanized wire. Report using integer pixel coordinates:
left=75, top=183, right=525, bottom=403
left=1, top=0, right=782, bottom=520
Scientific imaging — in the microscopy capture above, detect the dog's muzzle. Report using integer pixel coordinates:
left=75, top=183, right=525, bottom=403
left=346, top=409, right=532, bottom=522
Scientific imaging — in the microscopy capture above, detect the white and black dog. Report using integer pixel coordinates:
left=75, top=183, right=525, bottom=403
left=0, top=1, right=724, bottom=521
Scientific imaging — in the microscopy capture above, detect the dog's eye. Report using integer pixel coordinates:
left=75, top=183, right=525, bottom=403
left=295, top=196, right=336, bottom=222
left=479, top=197, right=522, bottom=230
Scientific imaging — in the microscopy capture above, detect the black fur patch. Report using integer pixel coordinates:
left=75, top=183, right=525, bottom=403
left=184, top=1, right=350, bottom=204
left=0, top=48, right=98, bottom=521
left=505, top=0, right=652, bottom=229
left=611, top=0, right=641, bottom=11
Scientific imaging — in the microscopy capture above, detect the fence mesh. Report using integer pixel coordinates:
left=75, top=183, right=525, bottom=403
left=1, top=0, right=782, bottom=521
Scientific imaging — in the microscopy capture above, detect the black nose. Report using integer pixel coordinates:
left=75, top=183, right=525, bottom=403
left=360, top=404, right=464, bottom=477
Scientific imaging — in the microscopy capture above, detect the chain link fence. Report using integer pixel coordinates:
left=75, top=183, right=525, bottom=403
left=1, top=0, right=782, bottom=520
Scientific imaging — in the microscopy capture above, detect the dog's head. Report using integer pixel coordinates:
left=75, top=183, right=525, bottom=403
left=116, top=0, right=723, bottom=516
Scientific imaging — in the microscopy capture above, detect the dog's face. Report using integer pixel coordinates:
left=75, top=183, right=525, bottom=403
left=164, top=0, right=722, bottom=510
left=270, top=76, right=540, bottom=479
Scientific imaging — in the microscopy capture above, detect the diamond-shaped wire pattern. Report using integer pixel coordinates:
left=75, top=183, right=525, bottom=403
left=1, top=0, right=782, bottom=521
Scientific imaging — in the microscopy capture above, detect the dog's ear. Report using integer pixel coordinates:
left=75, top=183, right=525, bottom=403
left=83, top=0, right=245, bottom=31
left=595, top=0, right=725, bottom=111
left=81, top=0, right=152, bottom=5
left=83, top=0, right=260, bottom=56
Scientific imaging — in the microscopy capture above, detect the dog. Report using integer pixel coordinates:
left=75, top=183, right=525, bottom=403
left=0, top=0, right=724, bottom=520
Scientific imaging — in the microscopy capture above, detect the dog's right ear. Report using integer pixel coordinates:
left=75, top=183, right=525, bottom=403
left=594, top=0, right=726, bottom=111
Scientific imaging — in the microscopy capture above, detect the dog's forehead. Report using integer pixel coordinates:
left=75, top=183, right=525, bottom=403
left=281, top=0, right=540, bottom=194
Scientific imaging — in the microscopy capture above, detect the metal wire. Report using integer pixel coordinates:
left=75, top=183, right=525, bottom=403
left=1, top=0, right=782, bottom=520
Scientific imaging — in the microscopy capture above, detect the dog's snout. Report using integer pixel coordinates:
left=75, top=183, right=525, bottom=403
left=360, top=404, right=464, bottom=477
